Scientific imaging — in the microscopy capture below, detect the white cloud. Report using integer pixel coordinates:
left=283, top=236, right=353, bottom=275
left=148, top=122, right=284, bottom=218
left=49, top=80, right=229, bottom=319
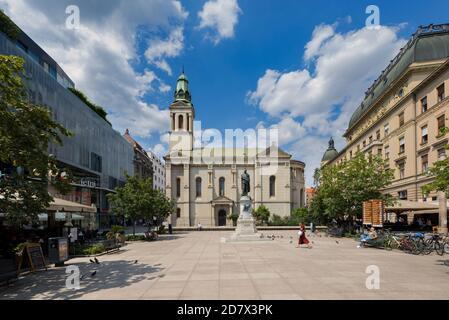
left=0, top=0, right=188, bottom=138
left=145, top=26, right=184, bottom=75
left=248, top=24, right=407, bottom=186
left=198, top=0, right=242, bottom=44
left=304, top=24, right=335, bottom=61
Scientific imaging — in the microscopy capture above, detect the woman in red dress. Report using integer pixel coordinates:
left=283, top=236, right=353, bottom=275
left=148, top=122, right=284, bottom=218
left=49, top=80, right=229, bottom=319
left=297, top=223, right=311, bottom=248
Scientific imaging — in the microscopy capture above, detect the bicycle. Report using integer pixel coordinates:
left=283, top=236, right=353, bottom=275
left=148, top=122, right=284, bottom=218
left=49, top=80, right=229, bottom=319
left=423, top=234, right=445, bottom=256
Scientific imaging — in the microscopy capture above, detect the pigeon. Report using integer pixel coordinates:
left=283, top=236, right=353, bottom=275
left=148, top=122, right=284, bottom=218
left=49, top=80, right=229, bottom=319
left=89, top=259, right=95, bottom=264
left=134, top=260, right=138, bottom=264
left=281, top=236, right=284, bottom=239
left=289, top=240, right=293, bottom=244
left=335, top=240, right=339, bottom=244
left=91, top=271, right=97, bottom=277
left=94, top=257, right=100, bottom=264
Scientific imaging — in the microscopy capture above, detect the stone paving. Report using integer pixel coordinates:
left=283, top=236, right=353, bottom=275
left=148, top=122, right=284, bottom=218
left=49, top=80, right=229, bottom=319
left=1, top=231, right=448, bottom=300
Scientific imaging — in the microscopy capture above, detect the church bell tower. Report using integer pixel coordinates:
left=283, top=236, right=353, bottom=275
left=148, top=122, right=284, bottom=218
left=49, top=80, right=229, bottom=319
left=169, top=70, right=195, bottom=157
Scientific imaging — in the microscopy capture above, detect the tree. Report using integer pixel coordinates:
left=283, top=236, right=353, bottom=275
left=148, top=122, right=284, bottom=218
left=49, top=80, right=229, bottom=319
left=0, top=55, right=72, bottom=226
left=422, top=127, right=449, bottom=197
left=253, top=205, right=270, bottom=225
left=107, top=175, right=174, bottom=235
left=310, top=153, right=394, bottom=224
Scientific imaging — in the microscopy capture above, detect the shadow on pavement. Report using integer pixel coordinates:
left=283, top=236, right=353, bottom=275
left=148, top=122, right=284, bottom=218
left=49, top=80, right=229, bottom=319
left=0, top=259, right=164, bottom=300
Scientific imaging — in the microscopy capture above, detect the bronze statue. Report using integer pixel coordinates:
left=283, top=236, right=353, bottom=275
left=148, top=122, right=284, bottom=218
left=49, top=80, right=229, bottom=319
left=241, top=170, right=250, bottom=196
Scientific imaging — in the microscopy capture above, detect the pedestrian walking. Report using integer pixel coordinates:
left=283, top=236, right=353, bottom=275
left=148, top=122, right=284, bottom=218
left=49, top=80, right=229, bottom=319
left=297, top=223, right=311, bottom=248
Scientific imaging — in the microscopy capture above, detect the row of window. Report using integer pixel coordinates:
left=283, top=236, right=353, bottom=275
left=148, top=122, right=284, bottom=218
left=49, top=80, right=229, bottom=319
left=397, top=189, right=439, bottom=202
left=175, top=176, right=278, bottom=198
left=349, top=83, right=446, bottom=157
left=396, top=148, right=446, bottom=179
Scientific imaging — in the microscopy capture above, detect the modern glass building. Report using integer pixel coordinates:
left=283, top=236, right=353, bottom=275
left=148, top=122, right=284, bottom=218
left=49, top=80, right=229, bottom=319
left=0, top=27, right=134, bottom=229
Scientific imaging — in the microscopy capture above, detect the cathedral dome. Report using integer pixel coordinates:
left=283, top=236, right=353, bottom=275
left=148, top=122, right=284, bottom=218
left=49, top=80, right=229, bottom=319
left=322, top=137, right=339, bottom=162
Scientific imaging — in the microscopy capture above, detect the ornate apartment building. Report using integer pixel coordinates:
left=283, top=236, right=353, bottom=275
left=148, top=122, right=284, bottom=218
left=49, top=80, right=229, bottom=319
left=164, top=72, right=306, bottom=227
left=322, top=24, right=449, bottom=230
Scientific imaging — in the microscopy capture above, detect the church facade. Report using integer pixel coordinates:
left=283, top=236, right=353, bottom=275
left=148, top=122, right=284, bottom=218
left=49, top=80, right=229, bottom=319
left=164, top=73, right=306, bottom=227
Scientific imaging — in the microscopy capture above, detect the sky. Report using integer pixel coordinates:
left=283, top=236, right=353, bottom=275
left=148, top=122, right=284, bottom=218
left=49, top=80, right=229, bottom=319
left=2, top=0, right=449, bottom=187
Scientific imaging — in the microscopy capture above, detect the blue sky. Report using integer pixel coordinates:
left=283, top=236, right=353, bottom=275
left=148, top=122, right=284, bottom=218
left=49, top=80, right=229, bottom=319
left=2, top=0, right=449, bottom=186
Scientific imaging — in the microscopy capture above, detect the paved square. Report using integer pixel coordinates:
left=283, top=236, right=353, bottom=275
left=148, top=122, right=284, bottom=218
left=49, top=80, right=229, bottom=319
left=1, top=231, right=448, bottom=300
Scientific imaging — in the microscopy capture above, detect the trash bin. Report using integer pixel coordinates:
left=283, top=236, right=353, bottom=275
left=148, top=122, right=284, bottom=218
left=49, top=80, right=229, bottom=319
left=48, top=237, right=69, bottom=266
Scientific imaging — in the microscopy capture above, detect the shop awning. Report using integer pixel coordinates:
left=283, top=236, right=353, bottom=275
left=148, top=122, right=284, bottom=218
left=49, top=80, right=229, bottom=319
left=48, top=198, right=96, bottom=213
left=38, top=212, right=86, bottom=222
left=385, top=200, right=439, bottom=212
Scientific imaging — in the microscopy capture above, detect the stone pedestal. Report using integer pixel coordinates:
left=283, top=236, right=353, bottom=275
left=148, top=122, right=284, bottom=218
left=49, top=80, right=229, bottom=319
left=228, top=196, right=269, bottom=242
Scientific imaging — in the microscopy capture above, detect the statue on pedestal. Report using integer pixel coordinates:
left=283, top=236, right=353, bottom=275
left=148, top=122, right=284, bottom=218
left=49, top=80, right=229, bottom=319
left=241, top=170, right=250, bottom=197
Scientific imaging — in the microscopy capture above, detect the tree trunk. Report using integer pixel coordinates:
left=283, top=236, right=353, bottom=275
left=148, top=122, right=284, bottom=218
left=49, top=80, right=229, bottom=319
left=133, top=219, right=136, bottom=236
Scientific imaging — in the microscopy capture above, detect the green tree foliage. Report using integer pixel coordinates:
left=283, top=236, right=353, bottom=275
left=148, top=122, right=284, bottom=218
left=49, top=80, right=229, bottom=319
left=310, top=153, right=394, bottom=223
left=269, top=208, right=312, bottom=226
left=0, top=55, right=72, bottom=226
left=253, top=205, right=270, bottom=225
left=422, top=127, right=449, bottom=197
left=107, top=175, right=174, bottom=235
left=0, top=10, right=20, bottom=40
left=68, top=87, right=111, bottom=125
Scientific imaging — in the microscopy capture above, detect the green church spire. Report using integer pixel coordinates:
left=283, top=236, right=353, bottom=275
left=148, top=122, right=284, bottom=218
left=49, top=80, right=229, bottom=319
left=174, top=70, right=191, bottom=102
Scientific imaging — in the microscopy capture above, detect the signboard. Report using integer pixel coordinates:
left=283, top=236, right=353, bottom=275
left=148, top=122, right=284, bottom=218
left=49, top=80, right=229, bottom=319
left=59, top=238, right=69, bottom=261
left=17, top=243, right=47, bottom=274
left=363, top=199, right=384, bottom=227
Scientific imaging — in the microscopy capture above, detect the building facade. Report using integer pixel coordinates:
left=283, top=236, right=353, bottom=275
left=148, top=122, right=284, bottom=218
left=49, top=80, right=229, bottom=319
left=0, top=25, right=134, bottom=229
left=123, top=129, right=153, bottom=180
left=165, top=73, right=306, bottom=227
left=148, top=150, right=166, bottom=192
left=323, top=24, right=449, bottom=231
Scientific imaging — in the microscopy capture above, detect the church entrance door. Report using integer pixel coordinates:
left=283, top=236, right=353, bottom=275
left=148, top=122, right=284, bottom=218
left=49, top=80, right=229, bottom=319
left=218, top=209, right=227, bottom=227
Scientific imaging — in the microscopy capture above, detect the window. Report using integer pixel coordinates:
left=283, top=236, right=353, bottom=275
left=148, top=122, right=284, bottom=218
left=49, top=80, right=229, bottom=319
left=219, top=177, right=225, bottom=197
left=172, top=114, right=175, bottom=130
left=378, top=148, right=382, bottom=156
left=178, top=115, right=184, bottom=130
left=437, top=83, right=445, bottom=102
left=269, top=176, right=276, bottom=197
left=398, top=190, right=408, bottom=200
left=399, top=112, right=405, bottom=127
left=369, top=136, right=373, bottom=144
left=176, top=208, right=181, bottom=218
left=398, top=88, right=404, bottom=98
left=357, top=145, right=360, bottom=152
left=90, top=152, right=102, bottom=173
left=421, top=96, right=428, bottom=113
left=376, top=130, right=381, bottom=140
left=421, top=154, right=429, bottom=173
left=421, top=125, right=428, bottom=144
left=438, top=148, right=447, bottom=160
left=385, top=145, right=390, bottom=160
left=176, top=178, right=181, bottom=198
left=363, top=140, right=366, bottom=148
left=349, top=151, right=353, bottom=159
left=399, top=137, right=405, bottom=154
left=196, top=177, right=202, bottom=198
left=399, top=162, right=405, bottom=179
left=384, top=123, right=390, bottom=136
left=437, top=115, right=445, bottom=135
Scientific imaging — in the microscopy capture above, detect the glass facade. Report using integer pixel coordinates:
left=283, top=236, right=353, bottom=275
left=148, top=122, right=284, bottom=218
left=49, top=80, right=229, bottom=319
left=0, top=31, right=135, bottom=229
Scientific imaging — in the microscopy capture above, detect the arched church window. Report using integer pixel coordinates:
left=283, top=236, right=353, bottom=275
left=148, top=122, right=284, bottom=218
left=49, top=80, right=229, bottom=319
left=219, top=177, right=225, bottom=197
left=269, top=176, right=276, bottom=197
left=196, top=177, right=202, bottom=198
left=178, top=114, right=184, bottom=130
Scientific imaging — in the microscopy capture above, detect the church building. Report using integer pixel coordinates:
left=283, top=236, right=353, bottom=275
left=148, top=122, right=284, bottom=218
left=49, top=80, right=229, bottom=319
left=164, top=72, right=306, bottom=227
